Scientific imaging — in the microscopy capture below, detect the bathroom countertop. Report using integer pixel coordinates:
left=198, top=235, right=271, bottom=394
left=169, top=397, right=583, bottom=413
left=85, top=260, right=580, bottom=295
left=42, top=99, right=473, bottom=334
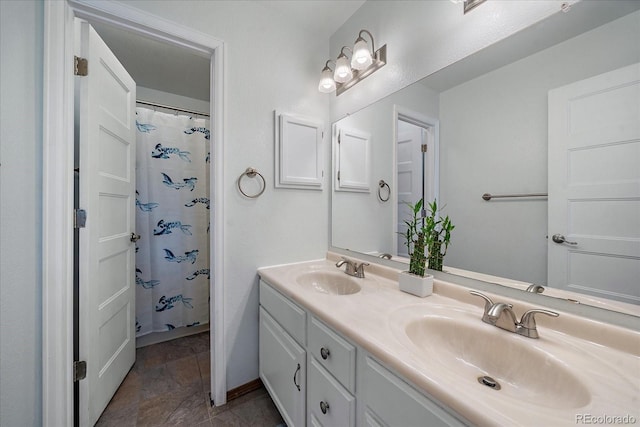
left=258, top=254, right=640, bottom=427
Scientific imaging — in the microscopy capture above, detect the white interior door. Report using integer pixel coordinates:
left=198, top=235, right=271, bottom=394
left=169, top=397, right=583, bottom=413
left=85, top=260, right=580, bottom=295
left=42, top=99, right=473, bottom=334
left=76, top=20, right=137, bottom=425
left=548, top=63, right=640, bottom=304
left=396, top=121, right=423, bottom=257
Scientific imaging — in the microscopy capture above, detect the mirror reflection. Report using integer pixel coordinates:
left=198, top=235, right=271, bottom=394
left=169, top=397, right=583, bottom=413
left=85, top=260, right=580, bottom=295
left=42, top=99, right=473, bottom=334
left=331, top=4, right=640, bottom=315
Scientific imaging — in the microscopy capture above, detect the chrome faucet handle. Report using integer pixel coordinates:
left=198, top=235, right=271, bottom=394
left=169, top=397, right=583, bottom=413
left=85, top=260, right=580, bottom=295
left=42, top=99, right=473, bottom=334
left=518, top=309, right=559, bottom=339
left=469, top=291, right=495, bottom=324
left=335, top=257, right=351, bottom=268
left=525, top=284, right=545, bottom=294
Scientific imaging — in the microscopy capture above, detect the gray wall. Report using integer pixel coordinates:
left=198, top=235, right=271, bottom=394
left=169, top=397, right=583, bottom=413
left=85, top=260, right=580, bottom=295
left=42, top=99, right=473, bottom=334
left=0, top=1, right=43, bottom=426
left=439, top=11, right=640, bottom=284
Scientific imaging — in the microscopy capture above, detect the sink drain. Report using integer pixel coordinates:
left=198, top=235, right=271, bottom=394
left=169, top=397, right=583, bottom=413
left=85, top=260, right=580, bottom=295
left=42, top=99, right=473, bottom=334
left=477, top=375, right=501, bottom=390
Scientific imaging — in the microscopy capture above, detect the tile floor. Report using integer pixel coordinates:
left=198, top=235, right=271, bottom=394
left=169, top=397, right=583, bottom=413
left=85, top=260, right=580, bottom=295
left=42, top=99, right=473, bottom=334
left=96, top=332, right=284, bottom=426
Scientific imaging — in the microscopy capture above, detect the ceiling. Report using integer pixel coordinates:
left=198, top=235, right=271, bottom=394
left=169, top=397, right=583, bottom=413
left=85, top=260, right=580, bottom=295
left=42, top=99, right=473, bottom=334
left=92, top=0, right=365, bottom=102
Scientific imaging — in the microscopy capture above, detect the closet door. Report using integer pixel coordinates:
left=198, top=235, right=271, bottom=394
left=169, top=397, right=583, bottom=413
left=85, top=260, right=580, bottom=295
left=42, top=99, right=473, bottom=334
left=76, top=20, right=137, bottom=426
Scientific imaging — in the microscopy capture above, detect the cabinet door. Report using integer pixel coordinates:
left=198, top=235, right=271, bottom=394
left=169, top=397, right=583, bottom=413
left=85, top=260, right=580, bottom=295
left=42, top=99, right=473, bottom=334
left=260, top=308, right=306, bottom=427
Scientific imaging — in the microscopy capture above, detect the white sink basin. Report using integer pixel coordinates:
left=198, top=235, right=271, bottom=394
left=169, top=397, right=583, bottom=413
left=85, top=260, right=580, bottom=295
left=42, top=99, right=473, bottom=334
left=296, top=271, right=361, bottom=295
left=392, top=306, right=591, bottom=410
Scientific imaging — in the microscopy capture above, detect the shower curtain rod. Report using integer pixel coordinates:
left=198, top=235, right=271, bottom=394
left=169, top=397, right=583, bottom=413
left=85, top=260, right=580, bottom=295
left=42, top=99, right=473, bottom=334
left=136, top=99, right=210, bottom=117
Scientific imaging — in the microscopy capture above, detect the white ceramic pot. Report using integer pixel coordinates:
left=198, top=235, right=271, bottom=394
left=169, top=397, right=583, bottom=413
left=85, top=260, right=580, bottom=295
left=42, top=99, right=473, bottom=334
left=398, top=271, right=433, bottom=297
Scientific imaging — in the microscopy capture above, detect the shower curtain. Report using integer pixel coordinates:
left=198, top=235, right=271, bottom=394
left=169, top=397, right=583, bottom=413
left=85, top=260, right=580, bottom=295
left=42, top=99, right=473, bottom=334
left=135, top=107, right=210, bottom=337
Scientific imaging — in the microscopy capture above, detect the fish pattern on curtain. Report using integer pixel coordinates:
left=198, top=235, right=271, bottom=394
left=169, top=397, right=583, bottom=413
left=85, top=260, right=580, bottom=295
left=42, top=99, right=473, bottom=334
left=135, top=107, right=210, bottom=337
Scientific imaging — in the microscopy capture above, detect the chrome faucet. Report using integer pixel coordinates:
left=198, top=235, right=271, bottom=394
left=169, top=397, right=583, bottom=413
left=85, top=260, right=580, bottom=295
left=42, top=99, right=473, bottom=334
left=470, top=291, right=559, bottom=339
left=335, top=257, right=369, bottom=278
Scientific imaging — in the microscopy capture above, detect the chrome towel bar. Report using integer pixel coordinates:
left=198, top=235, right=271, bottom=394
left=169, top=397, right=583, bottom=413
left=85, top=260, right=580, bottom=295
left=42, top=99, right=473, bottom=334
left=482, top=192, right=547, bottom=201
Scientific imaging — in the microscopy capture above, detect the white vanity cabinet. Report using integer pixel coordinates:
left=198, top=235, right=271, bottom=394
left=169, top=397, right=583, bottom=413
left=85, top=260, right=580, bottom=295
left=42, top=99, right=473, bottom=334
left=259, top=279, right=467, bottom=427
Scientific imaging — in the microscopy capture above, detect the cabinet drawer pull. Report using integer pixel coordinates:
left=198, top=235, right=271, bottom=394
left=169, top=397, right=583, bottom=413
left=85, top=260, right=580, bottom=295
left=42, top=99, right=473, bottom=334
left=320, top=347, right=330, bottom=360
left=320, top=400, right=330, bottom=414
left=293, top=363, right=301, bottom=391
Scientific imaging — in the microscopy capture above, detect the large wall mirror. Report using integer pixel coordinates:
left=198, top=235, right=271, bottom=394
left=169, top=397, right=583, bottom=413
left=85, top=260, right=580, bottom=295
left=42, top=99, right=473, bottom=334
left=331, top=2, right=640, bottom=319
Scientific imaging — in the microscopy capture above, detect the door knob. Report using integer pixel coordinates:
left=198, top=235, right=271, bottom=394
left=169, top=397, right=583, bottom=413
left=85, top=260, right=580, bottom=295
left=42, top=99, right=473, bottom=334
left=551, top=234, right=577, bottom=245
left=130, top=232, right=141, bottom=243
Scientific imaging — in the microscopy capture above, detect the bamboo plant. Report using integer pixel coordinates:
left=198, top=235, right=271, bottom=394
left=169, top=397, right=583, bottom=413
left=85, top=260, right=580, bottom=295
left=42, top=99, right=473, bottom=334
left=424, top=199, right=454, bottom=271
left=402, top=199, right=454, bottom=274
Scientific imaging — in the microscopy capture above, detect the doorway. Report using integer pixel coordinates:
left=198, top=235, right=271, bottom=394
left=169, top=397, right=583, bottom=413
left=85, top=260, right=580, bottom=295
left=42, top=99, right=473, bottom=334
left=394, top=108, right=439, bottom=256
left=42, top=2, right=225, bottom=425
left=75, top=17, right=212, bottom=427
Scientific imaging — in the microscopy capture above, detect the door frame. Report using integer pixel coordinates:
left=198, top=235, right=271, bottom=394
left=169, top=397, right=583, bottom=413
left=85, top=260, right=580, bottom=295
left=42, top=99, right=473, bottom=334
left=392, top=105, right=440, bottom=256
left=42, top=1, right=226, bottom=425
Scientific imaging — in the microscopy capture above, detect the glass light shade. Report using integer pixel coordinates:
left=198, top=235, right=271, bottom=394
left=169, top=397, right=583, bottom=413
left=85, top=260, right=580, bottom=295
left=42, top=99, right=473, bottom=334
left=334, top=55, right=353, bottom=83
left=318, top=68, right=336, bottom=93
left=351, top=39, right=373, bottom=70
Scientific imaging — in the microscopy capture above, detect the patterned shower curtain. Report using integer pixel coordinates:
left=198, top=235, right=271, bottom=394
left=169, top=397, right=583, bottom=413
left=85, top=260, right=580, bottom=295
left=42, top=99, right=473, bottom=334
left=134, top=107, right=210, bottom=337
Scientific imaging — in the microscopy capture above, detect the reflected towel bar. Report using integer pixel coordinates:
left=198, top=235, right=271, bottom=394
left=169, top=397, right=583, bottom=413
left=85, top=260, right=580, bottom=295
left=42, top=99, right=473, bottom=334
left=482, top=192, right=547, bottom=201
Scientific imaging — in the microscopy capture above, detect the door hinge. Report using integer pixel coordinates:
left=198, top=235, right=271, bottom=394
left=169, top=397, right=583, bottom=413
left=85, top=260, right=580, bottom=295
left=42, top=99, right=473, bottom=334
left=421, top=144, right=428, bottom=153
left=337, top=171, right=341, bottom=181
left=73, top=360, right=87, bottom=382
left=74, top=56, right=88, bottom=76
left=74, top=209, right=87, bottom=228
left=338, top=133, right=341, bottom=144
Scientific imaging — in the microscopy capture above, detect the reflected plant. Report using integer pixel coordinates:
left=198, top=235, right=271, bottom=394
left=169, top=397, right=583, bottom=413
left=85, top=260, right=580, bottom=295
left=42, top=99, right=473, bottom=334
left=402, top=199, right=428, bottom=277
left=402, top=199, right=454, bottom=274
left=424, top=199, right=454, bottom=271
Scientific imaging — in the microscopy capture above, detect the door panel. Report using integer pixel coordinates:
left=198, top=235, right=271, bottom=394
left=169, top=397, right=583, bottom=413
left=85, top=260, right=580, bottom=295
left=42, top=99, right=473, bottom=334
left=77, top=20, right=136, bottom=426
left=548, top=63, right=640, bottom=305
left=396, top=122, right=423, bottom=257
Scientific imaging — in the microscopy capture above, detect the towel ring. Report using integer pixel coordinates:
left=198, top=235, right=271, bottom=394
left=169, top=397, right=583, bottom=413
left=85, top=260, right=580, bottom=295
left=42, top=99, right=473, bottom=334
left=378, top=179, right=390, bottom=202
left=238, top=167, right=266, bottom=198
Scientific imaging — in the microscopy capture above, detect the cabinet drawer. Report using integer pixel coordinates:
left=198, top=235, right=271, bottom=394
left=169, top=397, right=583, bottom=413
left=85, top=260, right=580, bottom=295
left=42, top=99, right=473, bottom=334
left=308, top=316, right=356, bottom=393
left=307, top=357, right=355, bottom=427
left=361, top=356, right=466, bottom=427
left=260, top=280, right=306, bottom=345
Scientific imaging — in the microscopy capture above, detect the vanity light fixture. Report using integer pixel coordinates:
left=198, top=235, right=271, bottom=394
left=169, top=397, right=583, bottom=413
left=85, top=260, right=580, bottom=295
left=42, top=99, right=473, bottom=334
left=450, top=0, right=486, bottom=14
left=318, top=29, right=387, bottom=96
left=334, top=47, right=354, bottom=83
left=318, top=60, right=337, bottom=93
left=351, top=30, right=375, bottom=70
